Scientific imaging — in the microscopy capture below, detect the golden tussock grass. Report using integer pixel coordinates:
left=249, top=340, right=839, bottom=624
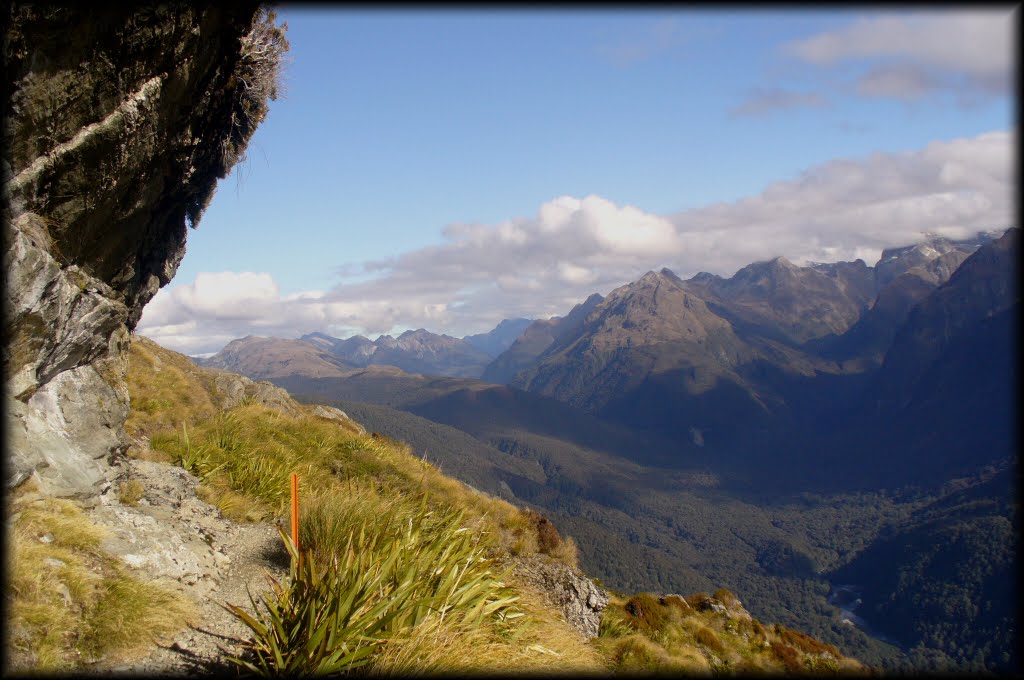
left=594, top=587, right=865, bottom=676
left=6, top=482, right=195, bottom=671
left=124, top=336, right=221, bottom=439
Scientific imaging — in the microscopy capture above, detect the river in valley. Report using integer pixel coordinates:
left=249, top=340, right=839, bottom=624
left=827, top=583, right=902, bottom=647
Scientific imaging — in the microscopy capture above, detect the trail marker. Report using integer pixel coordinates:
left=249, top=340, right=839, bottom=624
left=290, top=472, right=299, bottom=553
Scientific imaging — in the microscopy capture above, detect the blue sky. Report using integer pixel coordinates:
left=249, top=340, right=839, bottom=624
left=138, top=8, right=1015, bottom=355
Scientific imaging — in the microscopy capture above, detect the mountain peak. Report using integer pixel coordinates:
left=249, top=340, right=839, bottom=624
left=769, top=255, right=796, bottom=270
left=302, top=331, right=338, bottom=341
left=637, top=269, right=675, bottom=285
left=687, top=271, right=720, bottom=284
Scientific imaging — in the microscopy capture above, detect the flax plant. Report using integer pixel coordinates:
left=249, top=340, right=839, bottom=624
left=224, top=499, right=522, bottom=675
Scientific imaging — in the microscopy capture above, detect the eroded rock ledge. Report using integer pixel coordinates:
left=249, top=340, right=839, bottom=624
left=3, top=4, right=286, bottom=499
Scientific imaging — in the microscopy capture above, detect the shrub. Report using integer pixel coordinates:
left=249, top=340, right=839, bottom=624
left=535, top=514, right=562, bottom=554
left=624, top=593, right=668, bottom=633
left=611, top=634, right=670, bottom=671
left=778, top=626, right=840, bottom=657
left=547, top=535, right=579, bottom=568
left=771, top=642, right=803, bottom=673
left=518, top=508, right=565, bottom=557
left=713, top=587, right=741, bottom=608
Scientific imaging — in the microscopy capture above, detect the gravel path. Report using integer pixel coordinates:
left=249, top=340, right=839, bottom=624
left=120, top=522, right=284, bottom=675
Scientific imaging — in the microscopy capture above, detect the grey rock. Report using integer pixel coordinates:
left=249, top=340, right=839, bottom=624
left=694, top=595, right=727, bottom=614
left=311, top=404, right=366, bottom=433
left=661, top=594, right=692, bottom=610
left=511, top=556, right=609, bottom=639
left=57, top=583, right=73, bottom=607
left=88, top=459, right=235, bottom=601
left=213, top=372, right=301, bottom=416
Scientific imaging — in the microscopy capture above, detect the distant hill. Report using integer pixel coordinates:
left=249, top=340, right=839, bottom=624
left=680, top=257, right=876, bottom=346
left=198, top=335, right=355, bottom=379
left=816, top=228, right=1019, bottom=489
left=202, top=325, right=510, bottom=381
left=302, top=328, right=494, bottom=378
left=808, top=238, right=983, bottom=363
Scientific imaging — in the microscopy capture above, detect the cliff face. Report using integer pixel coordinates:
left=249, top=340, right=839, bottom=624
left=4, top=4, right=286, bottom=499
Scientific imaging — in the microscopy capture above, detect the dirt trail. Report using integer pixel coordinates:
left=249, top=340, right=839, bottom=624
left=83, top=459, right=287, bottom=675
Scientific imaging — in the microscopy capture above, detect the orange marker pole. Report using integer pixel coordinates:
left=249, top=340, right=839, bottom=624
left=290, top=472, right=299, bottom=555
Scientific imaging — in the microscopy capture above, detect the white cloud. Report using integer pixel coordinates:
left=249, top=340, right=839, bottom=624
left=666, top=129, right=1013, bottom=273
left=784, top=10, right=1015, bottom=100
left=138, top=129, right=1014, bottom=356
left=558, top=261, right=597, bottom=285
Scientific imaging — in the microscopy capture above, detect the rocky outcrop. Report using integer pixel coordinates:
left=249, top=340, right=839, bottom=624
left=511, top=556, right=610, bottom=639
left=212, top=371, right=301, bottom=415
left=4, top=5, right=286, bottom=498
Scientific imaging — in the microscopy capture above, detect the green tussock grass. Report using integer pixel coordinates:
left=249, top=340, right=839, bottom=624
left=6, top=482, right=196, bottom=671
left=147, top=404, right=602, bottom=673
left=116, top=479, right=145, bottom=506
left=149, top=403, right=536, bottom=556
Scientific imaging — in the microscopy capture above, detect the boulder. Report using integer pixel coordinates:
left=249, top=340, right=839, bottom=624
left=311, top=404, right=366, bottom=434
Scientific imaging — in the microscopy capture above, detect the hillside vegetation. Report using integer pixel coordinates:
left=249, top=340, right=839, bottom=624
left=0, top=335, right=868, bottom=674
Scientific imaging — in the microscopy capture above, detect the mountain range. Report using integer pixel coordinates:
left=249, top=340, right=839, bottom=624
left=197, top=228, right=1017, bottom=672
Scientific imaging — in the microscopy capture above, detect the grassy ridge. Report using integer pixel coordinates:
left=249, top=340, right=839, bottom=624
left=5, top=336, right=866, bottom=673
left=147, top=406, right=604, bottom=673
left=126, top=337, right=604, bottom=673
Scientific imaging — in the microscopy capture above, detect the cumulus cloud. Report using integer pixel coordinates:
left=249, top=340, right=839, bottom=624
left=730, top=88, right=828, bottom=118
left=784, top=10, right=1015, bottom=100
left=138, top=129, right=1014, bottom=355
left=665, top=129, right=1013, bottom=273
